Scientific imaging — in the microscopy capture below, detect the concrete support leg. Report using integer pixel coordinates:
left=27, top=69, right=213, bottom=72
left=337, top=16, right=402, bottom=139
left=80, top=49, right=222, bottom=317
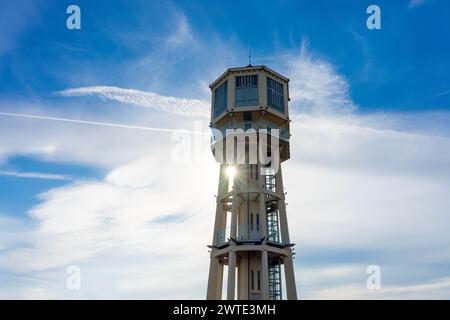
left=207, top=256, right=220, bottom=299
left=259, top=192, right=267, bottom=239
left=261, top=250, right=269, bottom=300
left=278, top=200, right=290, bottom=244
left=238, top=254, right=249, bottom=300
left=283, top=255, right=298, bottom=300
left=227, top=251, right=237, bottom=300
left=230, top=184, right=238, bottom=239
left=216, top=262, right=224, bottom=299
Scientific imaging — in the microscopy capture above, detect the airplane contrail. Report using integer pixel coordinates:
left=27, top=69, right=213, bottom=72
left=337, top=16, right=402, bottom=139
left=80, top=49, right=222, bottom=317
left=0, top=112, right=208, bottom=135
left=0, top=170, right=73, bottom=181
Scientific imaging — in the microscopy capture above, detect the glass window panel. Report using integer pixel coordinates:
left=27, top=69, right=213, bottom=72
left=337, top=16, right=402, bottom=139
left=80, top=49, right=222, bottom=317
left=214, top=80, right=227, bottom=117
left=235, top=75, right=258, bottom=107
left=267, top=77, right=284, bottom=113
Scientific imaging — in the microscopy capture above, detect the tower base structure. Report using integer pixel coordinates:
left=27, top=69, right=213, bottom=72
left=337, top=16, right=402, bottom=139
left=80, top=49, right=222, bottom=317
left=206, top=164, right=297, bottom=300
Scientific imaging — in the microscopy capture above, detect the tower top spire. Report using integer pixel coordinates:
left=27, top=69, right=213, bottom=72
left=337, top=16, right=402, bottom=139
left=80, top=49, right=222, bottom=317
left=248, top=48, right=252, bottom=67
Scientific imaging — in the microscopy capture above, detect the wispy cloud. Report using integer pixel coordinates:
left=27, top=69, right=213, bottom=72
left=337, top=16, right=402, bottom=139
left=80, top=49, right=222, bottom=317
left=0, top=1, right=39, bottom=58
left=166, top=14, right=195, bottom=47
left=287, top=38, right=357, bottom=114
left=408, top=0, right=428, bottom=9
left=0, top=152, right=217, bottom=273
left=0, top=170, right=72, bottom=181
left=57, top=86, right=209, bottom=118
left=432, top=89, right=450, bottom=97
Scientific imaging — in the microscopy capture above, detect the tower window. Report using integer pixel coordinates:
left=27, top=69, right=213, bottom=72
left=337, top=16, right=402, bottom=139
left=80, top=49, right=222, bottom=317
left=235, top=75, right=258, bottom=107
left=243, top=111, right=252, bottom=130
left=214, top=80, right=228, bottom=117
left=257, top=270, right=261, bottom=291
left=267, top=77, right=284, bottom=113
left=250, top=270, right=255, bottom=290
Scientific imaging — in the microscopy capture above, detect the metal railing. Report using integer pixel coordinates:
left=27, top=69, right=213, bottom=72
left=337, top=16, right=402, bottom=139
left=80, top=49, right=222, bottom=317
left=216, top=223, right=283, bottom=246
left=216, top=224, right=263, bottom=246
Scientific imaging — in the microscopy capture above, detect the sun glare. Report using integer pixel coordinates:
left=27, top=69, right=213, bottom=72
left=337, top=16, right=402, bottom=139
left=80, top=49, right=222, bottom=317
left=226, top=166, right=236, bottom=179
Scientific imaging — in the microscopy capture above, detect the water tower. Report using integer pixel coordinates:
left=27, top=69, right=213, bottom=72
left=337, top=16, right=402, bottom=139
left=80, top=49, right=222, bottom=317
left=206, top=65, right=297, bottom=300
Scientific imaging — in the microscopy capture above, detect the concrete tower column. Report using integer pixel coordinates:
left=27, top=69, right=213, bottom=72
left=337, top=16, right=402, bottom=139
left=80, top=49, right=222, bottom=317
left=207, top=165, right=227, bottom=299
left=207, top=257, right=222, bottom=299
left=283, top=254, right=298, bottom=300
left=275, top=165, right=297, bottom=299
left=227, top=250, right=237, bottom=300
left=237, top=254, right=249, bottom=299
left=216, top=261, right=224, bottom=298
left=261, top=250, right=269, bottom=300
left=212, top=199, right=225, bottom=246
left=227, top=176, right=239, bottom=300
left=259, top=191, right=267, bottom=238
left=230, top=177, right=238, bottom=239
left=275, top=166, right=291, bottom=244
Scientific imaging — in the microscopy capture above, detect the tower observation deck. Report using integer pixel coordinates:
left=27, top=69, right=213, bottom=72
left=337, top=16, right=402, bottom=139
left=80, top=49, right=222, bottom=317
left=206, top=65, right=297, bottom=300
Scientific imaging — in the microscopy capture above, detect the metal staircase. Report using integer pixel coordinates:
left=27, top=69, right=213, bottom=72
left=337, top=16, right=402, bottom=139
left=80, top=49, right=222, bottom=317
left=266, top=200, right=280, bottom=243
left=266, top=168, right=282, bottom=300
left=268, top=258, right=282, bottom=300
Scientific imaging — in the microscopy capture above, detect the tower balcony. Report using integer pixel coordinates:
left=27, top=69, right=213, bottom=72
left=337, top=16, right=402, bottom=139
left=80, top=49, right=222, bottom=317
left=216, top=224, right=282, bottom=247
left=210, top=120, right=291, bottom=163
left=210, top=120, right=290, bottom=146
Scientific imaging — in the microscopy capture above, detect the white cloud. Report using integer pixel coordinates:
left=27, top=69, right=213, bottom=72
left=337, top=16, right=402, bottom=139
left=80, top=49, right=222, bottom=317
left=0, top=149, right=218, bottom=271
left=0, top=216, right=31, bottom=254
left=17, top=287, right=59, bottom=300
left=1, top=39, right=450, bottom=299
left=302, top=270, right=450, bottom=300
left=0, top=98, right=211, bottom=169
left=286, top=38, right=356, bottom=114
left=2, top=107, right=450, bottom=298
left=0, top=142, right=217, bottom=298
left=0, top=111, right=205, bottom=135
left=166, top=14, right=195, bottom=47
left=109, top=9, right=243, bottom=100
left=57, top=86, right=209, bottom=118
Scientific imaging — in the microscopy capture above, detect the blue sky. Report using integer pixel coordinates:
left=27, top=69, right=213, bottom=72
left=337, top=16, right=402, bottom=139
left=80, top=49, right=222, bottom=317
left=2, top=0, right=449, bottom=108
left=1, top=0, right=450, bottom=299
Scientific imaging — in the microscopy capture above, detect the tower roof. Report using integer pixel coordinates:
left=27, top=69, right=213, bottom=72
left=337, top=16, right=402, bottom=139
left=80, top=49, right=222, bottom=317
left=209, top=65, right=289, bottom=89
